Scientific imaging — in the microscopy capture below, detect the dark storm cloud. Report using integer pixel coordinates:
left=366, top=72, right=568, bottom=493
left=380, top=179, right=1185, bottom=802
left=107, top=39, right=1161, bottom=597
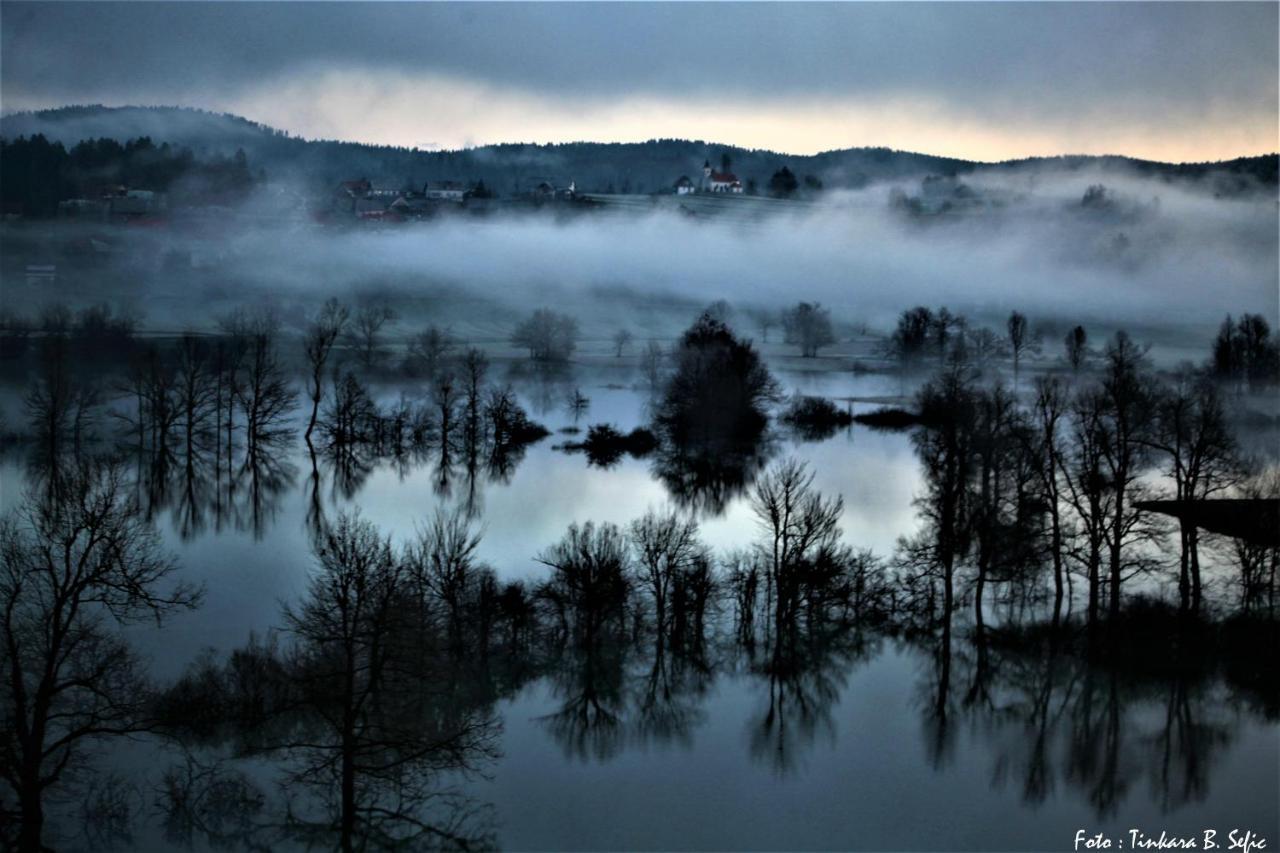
left=3, top=2, right=1274, bottom=114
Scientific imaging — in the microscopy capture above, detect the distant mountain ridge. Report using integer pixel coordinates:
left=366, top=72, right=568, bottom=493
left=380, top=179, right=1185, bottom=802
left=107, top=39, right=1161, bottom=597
left=2, top=105, right=1275, bottom=196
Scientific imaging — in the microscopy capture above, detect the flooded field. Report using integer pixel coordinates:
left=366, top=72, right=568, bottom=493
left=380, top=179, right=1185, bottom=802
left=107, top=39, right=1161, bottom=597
left=2, top=341, right=1276, bottom=851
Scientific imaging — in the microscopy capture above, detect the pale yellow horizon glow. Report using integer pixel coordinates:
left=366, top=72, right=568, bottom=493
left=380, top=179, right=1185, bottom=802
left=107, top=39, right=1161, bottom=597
left=94, top=68, right=1280, bottom=163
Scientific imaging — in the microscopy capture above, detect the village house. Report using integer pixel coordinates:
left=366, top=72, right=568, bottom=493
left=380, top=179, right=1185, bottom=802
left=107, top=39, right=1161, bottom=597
left=674, top=176, right=695, bottom=195
left=530, top=179, right=577, bottom=201
left=423, top=181, right=467, bottom=202
left=333, top=179, right=410, bottom=216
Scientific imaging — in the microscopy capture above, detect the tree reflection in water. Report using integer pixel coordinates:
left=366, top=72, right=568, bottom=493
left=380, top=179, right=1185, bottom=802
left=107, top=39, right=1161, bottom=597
left=6, top=326, right=1279, bottom=852
left=9, top=441, right=1277, bottom=850
left=155, top=514, right=502, bottom=852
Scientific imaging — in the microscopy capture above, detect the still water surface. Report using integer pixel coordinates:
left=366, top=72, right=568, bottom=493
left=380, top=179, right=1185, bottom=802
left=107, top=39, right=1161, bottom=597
left=3, top=362, right=1276, bottom=851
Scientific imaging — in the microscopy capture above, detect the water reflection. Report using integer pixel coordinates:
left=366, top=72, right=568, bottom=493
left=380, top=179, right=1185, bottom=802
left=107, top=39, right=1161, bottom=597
left=126, top=435, right=298, bottom=541
left=156, top=514, right=503, bottom=851
left=4, top=322, right=1278, bottom=851
left=6, top=438, right=1277, bottom=850
left=652, top=433, right=776, bottom=517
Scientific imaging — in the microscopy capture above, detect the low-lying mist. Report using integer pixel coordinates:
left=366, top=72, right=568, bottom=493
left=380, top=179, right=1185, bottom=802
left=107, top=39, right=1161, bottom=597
left=4, top=164, right=1276, bottom=355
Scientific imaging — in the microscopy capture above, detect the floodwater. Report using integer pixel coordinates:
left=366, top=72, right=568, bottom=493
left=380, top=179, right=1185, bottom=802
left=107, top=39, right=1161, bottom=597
left=2, top=357, right=1276, bottom=852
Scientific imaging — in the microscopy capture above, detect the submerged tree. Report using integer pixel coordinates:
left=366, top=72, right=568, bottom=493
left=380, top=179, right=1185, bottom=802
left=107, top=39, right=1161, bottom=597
left=1, top=459, right=200, bottom=851
left=904, top=362, right=978, bottom=631
left=403, top=325, right=454, bottom=379
left=349, top=301, right=398, bottom=371
left=1097, top=332, right=1160, bottom=621
left=1211, top=313, right=1280, bottom=391
left=655, top=312, right=778, bottom=447
left=1064, top=325, right=1088, bottom=372
left=511, top=309, right=579, bottom=362
left=750, top=458, right=845, bottom=637
left=537, top=521, right=631, bottom=643
left=221, top=309, right=296, bottom=455
left=612, top=328, right=633, bottom=358
left=1030, top=377, right=1070, bottom=621
left=1149, top=376, right=1238, bottom=614
left=782, top=302, right=836, bottom=358
left=630, top=508, right=703, bottom=642
left=890, top=306, right=936, bottom=367
left=404, top=507, right=484, bottom=648
left=303, top=298, right=350, bottom=444
left=1007, top=311, right=1030, bottom=375
left=26, top=333, right=99, bottom=456
left=651, top=314, right=778, bottom=515
left=281, top=513, right=497, bottom=850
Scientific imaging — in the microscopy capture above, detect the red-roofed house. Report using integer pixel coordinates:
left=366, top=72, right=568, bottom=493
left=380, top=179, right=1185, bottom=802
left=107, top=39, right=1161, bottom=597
left=702, top=161, right=743, bottom=193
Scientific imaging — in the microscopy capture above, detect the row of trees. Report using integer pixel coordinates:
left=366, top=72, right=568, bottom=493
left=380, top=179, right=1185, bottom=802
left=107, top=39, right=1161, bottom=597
left=1211, top=313, right=1280, bottom=391
left=899, top=331, right=1264, bottom=635
left=3, top=401, right=1274, bottom=848
left=0, top=134, right=261, bottom=216
left=888, top=305, right=1047, bottom=370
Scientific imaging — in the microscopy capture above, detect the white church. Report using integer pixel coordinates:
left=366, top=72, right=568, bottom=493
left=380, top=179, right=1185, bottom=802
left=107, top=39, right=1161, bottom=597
left=702, top=160, right=743, bottom=193
left=675, top=160, right=745, bottom=194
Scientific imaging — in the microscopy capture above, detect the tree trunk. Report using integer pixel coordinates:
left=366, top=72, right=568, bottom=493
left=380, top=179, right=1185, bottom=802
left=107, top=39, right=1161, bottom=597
left=341, top=733, right=356, bottom=853
left=1178, top=523, right=1192, bottom=614
left=18, top=774, right=44, bottom=853
left=1109, top=488, right=1125, bottom=622
left=1087, top=542, right=1101, bottom=630
left=1189, top=526, right=1202, bottom=616
left=1050, top=524, right=1064, bottom=624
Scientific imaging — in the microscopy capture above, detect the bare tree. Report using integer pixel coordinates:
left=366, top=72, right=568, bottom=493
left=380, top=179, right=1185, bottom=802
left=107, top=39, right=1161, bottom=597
left=754, top=311, right=776, bottom=344
left=25, top=335, right=97, bottom=455
left=349, top=301, right=397, bottom=370
left=511, top=309, right=578, bottom=362
left=931, top=308, right=965, bottom=357
left=1097, top=332, right=1160, bottom=621
left=1030, top=377, right=1069, bottom=621
left=890, top=306, right=935, bottom=367
left=282, top=512, right=493, bottom=850
left=965, top=327, right=1004, bottom=367
left=537, top=522, right=630, bottom=642
left=1064, top=325, right=1088, bottom=372
left=320, top=371, right=379, bottom=447
left=303, top=298, right=350, bottom=444
left=236, top=312, right=296, bottom=455
left=907, top=367, right=976, bottom=633
left=431, top=367, right=461, bottom=452
left=404, top=507, right=483, bottom=646
left=612, top=329, right=633, bottom=358
left=750, top=458, right=845, bottom=631
left=782, top=302, right=836, bottom=358
left=175, top=334, right=218, bottom=461
left=1060, top=388, right=1112, bottom=628
left=566, top=387, right=590, bottom=424
left=403, top=325, right=454, bottom=378
left=1149, top=376, right=1239, bottom=614
left=630, top=509, right=702, bottom=640
left=459, top=348, right=489, bottom=452
left=641, top=341, right=666, bottom=390
left=1, top=460, right=200, bottom=850
left=1007, top=311, right=1030, bottom=375
left=1234, top=465, right=1279, bottom=618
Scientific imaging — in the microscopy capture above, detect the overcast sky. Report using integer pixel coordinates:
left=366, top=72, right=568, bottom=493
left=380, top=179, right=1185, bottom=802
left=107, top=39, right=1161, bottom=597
left=2, top=2, right=1276, bottom=161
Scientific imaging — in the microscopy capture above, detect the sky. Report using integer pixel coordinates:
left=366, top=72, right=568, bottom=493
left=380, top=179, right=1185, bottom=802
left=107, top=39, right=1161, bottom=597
left=1, top=1, right=1277, bottom=162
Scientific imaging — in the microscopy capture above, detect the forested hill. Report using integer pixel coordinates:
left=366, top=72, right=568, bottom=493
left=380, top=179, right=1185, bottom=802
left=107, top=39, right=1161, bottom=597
left=2, top=104, right=1276, bottom=196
